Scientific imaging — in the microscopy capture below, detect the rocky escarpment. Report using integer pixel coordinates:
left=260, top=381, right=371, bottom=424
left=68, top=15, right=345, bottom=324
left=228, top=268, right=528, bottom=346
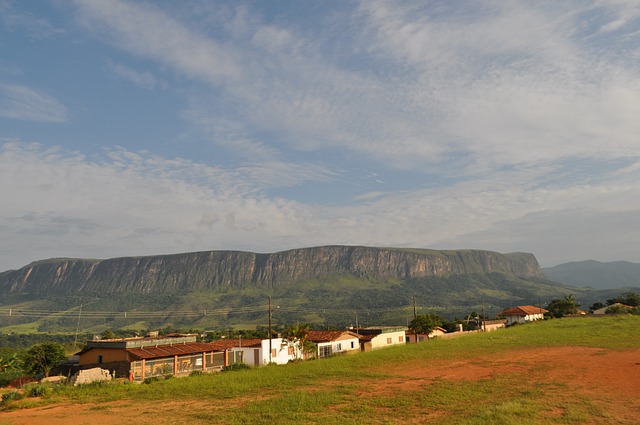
left=0, top=246, right=544, bottom=295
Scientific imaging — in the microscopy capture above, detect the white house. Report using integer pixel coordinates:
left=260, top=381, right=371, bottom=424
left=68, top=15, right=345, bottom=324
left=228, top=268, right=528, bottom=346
left=209, top=337, right=301, bottom=366
left=499, top=305, right=548, bottom=326
left=306, top=330, right=361, bottom=358
left=357, top=326, right=407, bottom=351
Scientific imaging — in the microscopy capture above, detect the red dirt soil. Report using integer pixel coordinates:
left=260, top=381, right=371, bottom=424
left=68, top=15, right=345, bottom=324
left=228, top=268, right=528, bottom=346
left=2, top=346, right=639, bottom=424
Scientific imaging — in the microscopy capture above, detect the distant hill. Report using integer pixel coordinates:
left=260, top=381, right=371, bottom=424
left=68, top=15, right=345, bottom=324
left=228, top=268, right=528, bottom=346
left=543, top=260, right=640, bottom=289
left=0, top=246, right=603, bottom=333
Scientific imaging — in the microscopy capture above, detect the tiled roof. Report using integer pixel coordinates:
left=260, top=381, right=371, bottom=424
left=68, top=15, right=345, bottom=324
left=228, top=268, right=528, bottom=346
left=207, top=338, right=263, bottom=350
left=500, top=305, right=548, bottom=316
left=127, top=342, right=222, bottom=360
left=306, top=330, right=360, bottom=343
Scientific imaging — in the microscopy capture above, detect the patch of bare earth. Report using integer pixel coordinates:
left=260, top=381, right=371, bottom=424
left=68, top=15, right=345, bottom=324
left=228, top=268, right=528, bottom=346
left=2, top=347, right=639, bottom=424
left=356, top=346, right=640, bottom=423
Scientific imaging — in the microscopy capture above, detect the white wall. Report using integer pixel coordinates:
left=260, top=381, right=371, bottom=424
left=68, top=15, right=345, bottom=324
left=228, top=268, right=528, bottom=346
left=369, top=331, right=406, bottom=350
left=317, top=337, right=360, bottom=357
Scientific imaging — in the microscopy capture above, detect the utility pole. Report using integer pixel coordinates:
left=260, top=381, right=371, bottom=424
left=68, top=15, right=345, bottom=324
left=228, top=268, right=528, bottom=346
left=413, top=294, right=418, bottom=343
left=268, top=296, right=272, bottom=363
left=74, top=303, right=83, bottom=349
left=481, top=300, right=487, bottom=332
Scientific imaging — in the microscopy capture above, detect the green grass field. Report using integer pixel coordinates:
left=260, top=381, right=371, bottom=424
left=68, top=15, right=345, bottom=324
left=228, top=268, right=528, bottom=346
left=2, top=315, right=640, bottom=424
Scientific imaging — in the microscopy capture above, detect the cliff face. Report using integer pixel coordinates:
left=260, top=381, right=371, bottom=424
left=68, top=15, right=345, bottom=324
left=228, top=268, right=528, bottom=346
left=0, top=246, right=544, bottom=295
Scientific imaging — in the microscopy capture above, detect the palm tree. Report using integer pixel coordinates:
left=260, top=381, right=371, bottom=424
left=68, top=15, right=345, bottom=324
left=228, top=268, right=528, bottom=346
left=281, top=323, right=313, bottom=360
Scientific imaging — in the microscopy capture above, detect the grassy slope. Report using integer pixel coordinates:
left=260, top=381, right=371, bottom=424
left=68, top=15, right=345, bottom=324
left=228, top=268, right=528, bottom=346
left=2, top=270, right=601, bottom=334
left=3, top=315, right=640, bottom=424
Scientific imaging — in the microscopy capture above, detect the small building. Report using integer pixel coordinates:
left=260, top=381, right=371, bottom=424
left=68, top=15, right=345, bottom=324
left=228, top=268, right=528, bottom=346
left=306, top=330, right=361, bottom=358
left=405, top=326, right=447, bottom=343
left=208, top=337, right=301, bottom=366
left=76, top=334, right=227, bottom=381
left=357, top=326, right=407, bottom=352
left=499, top=305, right=548, bottom=326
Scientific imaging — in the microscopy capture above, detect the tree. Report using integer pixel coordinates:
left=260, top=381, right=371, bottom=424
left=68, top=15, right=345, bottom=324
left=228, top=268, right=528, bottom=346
left=21, top=342, right=66, bottom=377
left=101, top=329, right=117, bottom=339
left=409, top=314, right=445, bottom=341
left=0, top=353, right=18, bottom=373
left=607, top=292, right=640, bottom=307
left=605, top=304, right=631, bottom=315
left=281, top=323, right=315, bottom=360
left=589, top=302, right=605, bottom=313
left=546, top=294, right=580, bottom=318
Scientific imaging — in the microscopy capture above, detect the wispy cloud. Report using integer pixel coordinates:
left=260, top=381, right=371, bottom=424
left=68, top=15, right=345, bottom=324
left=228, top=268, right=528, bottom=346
left=0, top=84, right=69, bottom=122
left=2, top=1, right=640, bottom=270
left=0, top=0, right=65, bottom=39
left=106, top=61, right=163, bottom=90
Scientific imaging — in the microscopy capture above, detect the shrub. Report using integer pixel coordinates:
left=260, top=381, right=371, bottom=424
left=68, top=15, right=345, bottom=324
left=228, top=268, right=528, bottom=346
left=1, top=391, right=24, bottom=404
left=143, top=376, right=163, bottom=384
left=24, top=384, right=51, bottom=398
left=222, top=363, right=250, bottom=372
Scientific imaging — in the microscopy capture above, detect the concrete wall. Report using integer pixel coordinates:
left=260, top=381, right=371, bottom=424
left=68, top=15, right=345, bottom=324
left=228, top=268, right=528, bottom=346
left=369, top=331, right=406, bottom=350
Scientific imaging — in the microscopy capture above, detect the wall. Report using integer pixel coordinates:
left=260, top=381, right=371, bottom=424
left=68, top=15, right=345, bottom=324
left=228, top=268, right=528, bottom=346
left=78, top=347, right=130, bottom=365
left=369, top=331, right=406, bottom=350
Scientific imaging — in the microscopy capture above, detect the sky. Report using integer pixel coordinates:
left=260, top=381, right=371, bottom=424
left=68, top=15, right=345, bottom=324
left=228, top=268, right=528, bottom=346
left=2, top=0, right=640, bottom=272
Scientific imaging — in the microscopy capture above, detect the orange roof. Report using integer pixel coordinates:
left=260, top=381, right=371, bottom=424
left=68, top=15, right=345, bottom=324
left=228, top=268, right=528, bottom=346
left=500, top=305, right=548, bottom=316
left=306, top=330, right=361, bottom=343
left=207, top=338, right=263, bottom=350
left=127, top=342, right=222, bottom=360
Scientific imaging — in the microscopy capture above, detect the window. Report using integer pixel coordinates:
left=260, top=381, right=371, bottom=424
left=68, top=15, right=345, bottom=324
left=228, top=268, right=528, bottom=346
left=230, top=351, right=244, bottom=364
left=399, top=336, right=403, bottom=343
left=350, top=341, right=355, bottom=349
left=387, top=337, right=392, bottom=344
left=271, top=349, right=277, bottom=358
left=336, top=343, right=342, bottom=351
left=319, top=345, right=332, bottom=358
left=97, top=355, right=103, bottom=364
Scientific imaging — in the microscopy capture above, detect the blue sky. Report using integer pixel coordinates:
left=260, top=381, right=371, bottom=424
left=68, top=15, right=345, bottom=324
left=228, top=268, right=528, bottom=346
left=2, top=0, right=640, bottom=272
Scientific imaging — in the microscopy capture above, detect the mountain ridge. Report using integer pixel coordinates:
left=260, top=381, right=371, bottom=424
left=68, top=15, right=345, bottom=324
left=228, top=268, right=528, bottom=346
left=1, top=245, right=543, bottom=295
left=543, top=260, right=640, bottom=289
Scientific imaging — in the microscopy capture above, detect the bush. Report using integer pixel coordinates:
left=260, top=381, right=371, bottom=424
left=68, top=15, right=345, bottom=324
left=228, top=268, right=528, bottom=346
left=222, top=363, right=250, bottom=372
left=24, top=384, right=51, bottom=398
left=1, top=391, right=24, bottom=404
left=0, top=370, right=24, bottom=387
left=143, top=376, right=163, bottom=384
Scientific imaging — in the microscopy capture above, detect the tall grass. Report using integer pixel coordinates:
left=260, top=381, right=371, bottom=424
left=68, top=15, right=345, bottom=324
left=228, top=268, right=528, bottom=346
left=4, top=315, right=640, bottom=424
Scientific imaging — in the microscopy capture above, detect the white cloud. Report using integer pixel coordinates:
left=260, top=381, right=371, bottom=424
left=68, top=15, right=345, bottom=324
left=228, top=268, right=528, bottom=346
left=2, top=142, right=640, bottom=270
left=73, top=0, right=242, bottom=84
left=4, top=1, right=640, bottom=270
left=106, top=61, right=162, bottom=90
left=0, top=84, right=69, bottom=122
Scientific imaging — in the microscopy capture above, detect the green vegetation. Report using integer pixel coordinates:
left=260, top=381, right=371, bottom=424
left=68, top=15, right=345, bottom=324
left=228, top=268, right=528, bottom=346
left=21, top=342, right=66, bottom=378
left=545, top=294, right=580, bottom=318
left=2, top=316, right=639, bottom=424
left=409, top=313, right=444, bottom=336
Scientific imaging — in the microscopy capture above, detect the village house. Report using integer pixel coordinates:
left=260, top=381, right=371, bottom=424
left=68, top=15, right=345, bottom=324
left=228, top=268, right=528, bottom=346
left=305, top=330, right=361, bottom=358
left=356, top=326, right=407, bottom=351
left=405, top=326, right=447, bottom=343
left=76, top=334, right=227, bottom=381
left=499, top=305, right=548, bottom=326
left=208, top=337, right=302, bottom=366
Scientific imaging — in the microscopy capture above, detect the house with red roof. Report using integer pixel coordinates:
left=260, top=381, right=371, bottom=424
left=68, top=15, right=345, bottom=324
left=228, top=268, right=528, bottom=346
left=306, top=330, right=361, bottom=358
left=77, top=334, right=227, bottom=381
left=499, top=305, right=548, bottom=326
